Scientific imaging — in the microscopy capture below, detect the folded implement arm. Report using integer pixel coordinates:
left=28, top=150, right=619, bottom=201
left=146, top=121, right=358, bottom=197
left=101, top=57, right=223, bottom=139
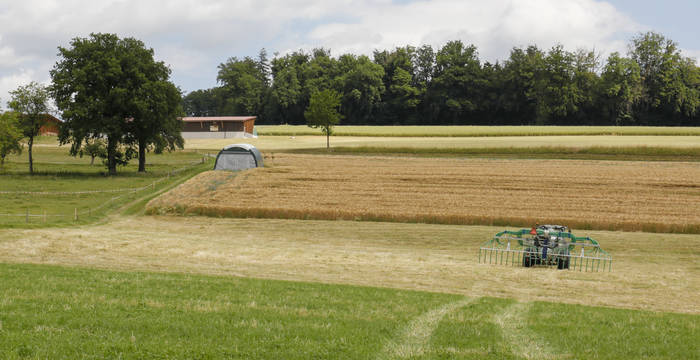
left=478, top=227, right=612, bottom=272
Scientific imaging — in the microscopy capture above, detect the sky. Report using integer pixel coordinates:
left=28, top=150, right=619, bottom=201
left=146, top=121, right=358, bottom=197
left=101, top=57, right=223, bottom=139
left=0, top=0, right=698, bottom=108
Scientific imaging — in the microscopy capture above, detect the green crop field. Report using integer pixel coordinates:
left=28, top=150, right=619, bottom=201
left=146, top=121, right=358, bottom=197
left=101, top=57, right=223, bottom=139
left=255, top=124, right=700, bottom=137
left=0, top=263, right=697, bottom=359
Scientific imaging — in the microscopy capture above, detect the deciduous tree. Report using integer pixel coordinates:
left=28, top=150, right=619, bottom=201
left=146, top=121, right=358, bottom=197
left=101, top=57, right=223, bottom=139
left=0, top=112, right=23, bottom=167
left=305, top=89, right=342, bottom=149
left=8, top=81, right=50, bottom=174
left=50, top=33, right=182, bottom=174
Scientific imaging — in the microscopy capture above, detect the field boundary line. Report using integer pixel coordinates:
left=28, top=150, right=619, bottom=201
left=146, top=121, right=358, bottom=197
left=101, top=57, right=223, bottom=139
left=377, top=297, right=475, bottom=359
left=493, top=302, right=558, bottom=359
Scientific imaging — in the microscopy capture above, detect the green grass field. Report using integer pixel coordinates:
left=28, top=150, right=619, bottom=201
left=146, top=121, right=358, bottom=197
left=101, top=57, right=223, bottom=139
left=0, top=145, right=211, bottom=227
left=256, top=125, right=700, bottom=137
left=1, top=263, right=697, bottom=359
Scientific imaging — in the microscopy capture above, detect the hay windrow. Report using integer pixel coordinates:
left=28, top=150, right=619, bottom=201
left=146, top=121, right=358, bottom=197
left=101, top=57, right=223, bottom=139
left=147, top=154, right=700, bottom=234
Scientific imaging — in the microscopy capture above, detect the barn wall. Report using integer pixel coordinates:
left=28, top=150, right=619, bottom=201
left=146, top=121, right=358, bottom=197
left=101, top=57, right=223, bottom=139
left=182, top=121, right=246, bottom=132
left=182, top=131, right=249, bottom=139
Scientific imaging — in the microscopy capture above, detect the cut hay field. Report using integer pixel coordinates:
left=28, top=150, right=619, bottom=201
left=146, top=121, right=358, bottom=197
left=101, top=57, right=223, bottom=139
left=147, top=154, right=700, bottom=233
left=256, top=125, right=700, bottom=137
left=0, top=216, right=698, bottom=315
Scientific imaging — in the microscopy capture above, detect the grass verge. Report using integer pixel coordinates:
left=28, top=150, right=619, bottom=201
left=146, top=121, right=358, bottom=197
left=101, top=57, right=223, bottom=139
left=290, top=145, right=700, bottom=161
left=256, top=125, right=700, bottom=137
left=0, top=263, right=697, bottom=359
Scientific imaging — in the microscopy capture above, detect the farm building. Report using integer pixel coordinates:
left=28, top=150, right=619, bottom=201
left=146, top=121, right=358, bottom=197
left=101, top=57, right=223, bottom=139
left=181, top=116, right=257, bottom=139
left=39, top=114, right=62, bottom=135
left=214, top=144, right=263, bottom=171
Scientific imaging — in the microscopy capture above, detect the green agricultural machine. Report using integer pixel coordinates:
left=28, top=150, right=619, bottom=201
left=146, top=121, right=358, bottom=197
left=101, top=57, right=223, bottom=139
left=479, top=224, right=612, bottom=272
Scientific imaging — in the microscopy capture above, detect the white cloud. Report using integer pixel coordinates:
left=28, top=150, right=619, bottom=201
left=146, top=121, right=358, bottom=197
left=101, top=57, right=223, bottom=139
left=0, top=69, right=35, bottom=108
left=1, top=0, right=693, bottom=103
left=307, top=0, right=641, bottom=61
left=682, top=49, right=700, bottom=64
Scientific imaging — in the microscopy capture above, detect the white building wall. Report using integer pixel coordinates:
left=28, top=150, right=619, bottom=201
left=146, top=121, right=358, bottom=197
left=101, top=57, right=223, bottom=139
left=182, top=131, right=256, bottom=139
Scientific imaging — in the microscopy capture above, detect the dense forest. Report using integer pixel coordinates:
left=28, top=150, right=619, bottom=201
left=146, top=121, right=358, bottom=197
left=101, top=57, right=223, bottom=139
left=183, top=32, right=699, bottom=126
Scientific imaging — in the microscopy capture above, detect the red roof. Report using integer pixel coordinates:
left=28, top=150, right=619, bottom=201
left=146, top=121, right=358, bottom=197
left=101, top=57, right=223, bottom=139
left=181, top=116, right=256, bottom=122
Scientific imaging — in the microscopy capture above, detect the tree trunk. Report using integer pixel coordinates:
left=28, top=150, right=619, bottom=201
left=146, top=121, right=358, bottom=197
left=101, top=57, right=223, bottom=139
left=107, top=136, right=117, bottom=176
left=138, top=138, right=146, bottom=172
left=90, top=155, right=95, bottom=166
left=27, top=135, right=34, bottom=174
left=326, top=127, right=330, bottom=149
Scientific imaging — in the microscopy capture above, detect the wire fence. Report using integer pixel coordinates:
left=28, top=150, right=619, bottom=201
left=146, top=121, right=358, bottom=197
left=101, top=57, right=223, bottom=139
left=0, top=157, right=209, bottom=224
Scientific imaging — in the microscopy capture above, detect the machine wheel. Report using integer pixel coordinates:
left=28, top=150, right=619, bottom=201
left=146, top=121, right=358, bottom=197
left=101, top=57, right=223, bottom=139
left=557, top=250, right=570, bottom=270
left=523, top=248, right=534, bottom=267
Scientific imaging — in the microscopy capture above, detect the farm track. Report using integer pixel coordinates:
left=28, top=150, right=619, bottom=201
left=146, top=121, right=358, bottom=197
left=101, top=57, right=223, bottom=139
left=378, top=297, right=475, bottom=359
left=494, top=302, right=556, bottom=360
left=1, top=216, right=697, bottom=314
left=147, top=154, right=700, bottom=233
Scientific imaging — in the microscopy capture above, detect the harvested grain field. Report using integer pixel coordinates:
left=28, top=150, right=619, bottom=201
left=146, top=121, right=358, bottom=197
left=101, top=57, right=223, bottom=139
left=147, top=154, right=700, bottom=233
left=1, top=216, right=697, bottom=314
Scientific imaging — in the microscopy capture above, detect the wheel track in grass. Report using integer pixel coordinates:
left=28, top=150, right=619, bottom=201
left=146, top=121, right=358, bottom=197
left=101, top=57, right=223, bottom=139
left=493, top=302, right=558, bottom=359
left=377, top=297, right=475, bottom=359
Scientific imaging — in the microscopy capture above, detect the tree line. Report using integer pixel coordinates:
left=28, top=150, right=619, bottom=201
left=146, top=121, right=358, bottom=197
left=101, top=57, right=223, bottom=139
left=186, top=31, right=699, bottom=126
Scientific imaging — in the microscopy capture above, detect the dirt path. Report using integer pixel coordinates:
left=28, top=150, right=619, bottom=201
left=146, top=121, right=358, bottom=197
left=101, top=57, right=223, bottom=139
left=378, top=297, right=475, bottom=359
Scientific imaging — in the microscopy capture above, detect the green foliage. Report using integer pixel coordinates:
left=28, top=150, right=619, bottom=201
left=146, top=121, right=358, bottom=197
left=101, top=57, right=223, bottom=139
left=8, top=81, right=50, bottom=173
left=600, top=52, right=643, bottom=125
left=50, top=33, right=183, bottom=175
left=184, top=32, right=699, bottom=126
left=336, top=54, right=385, bottom=124
left=78, top=138, right=106, bottom=165
left=217, top=56, right=267, bottom=115
left=628, top=31, right=700, bottom=124
left=0, top=112, right=23, bottom=166
left=429, top=41, right=483, bottom=124
left=305, top=89, right=343, bottom=148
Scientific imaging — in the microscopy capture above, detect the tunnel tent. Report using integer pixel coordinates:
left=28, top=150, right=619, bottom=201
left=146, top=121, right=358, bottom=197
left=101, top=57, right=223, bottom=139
left=214, top=144, right=263, bottom=171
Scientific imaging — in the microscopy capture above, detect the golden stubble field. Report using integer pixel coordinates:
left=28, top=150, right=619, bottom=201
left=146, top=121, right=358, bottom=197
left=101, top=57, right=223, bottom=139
left=147, top=154, right=700, bottom=233
left=0, top=216, right=697, bottom=314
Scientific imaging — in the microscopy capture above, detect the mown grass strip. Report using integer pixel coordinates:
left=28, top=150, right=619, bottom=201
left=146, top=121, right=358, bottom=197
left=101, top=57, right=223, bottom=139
left=257, top=125, right=700, bottom=137
left=290, top=145, right=700, bottom=161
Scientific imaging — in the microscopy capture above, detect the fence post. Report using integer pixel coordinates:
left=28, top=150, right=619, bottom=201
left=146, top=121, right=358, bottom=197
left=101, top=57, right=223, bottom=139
left=26, top=208, right=29, bottom=223
left=74, top=208, right=78, bottom=221
left=44, top=210, right=47, bottom=223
